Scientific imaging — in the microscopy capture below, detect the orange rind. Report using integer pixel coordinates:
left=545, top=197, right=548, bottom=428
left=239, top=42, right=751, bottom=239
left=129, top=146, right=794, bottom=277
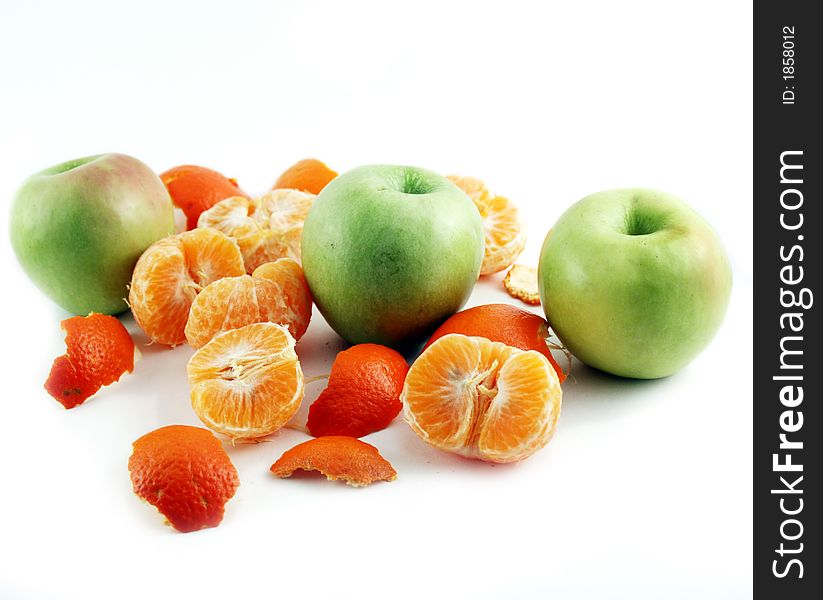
left=270, top=436, right=397, bottom=487
left=128, top=425, right=239, bottom=533
left=273, top=158, right=337, bottom=194
left=306, top=344, right=409, bottom=438
left=424, top=304, right=566, bottom=383
left=44, top=313, right=137, bottom=408
left=160, top=165, right=249, bottom=230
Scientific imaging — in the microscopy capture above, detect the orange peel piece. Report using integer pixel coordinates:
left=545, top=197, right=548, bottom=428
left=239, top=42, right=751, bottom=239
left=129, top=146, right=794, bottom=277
left=44, top=313, right=137, bottom=409
left=270, top=436, right=397, bottom=487
left=273, top=158, right=338, bottom=194
left=128, top=425, right=239, bottom=533
left=160, top=165, right=249, bottom=231
left=503, top=265, right=541, bottom=305
left=306, top=344, right=409, bottom=438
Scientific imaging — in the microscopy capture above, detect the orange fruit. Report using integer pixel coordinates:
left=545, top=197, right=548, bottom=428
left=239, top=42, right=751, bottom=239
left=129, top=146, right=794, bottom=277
left=273, top=158, right=338, bottom=194
left=44, top=313, right=137, bottom=409
left=306, top=344, right=409, bottom=438
left=160, top=165, right=249, bottom=230
left=402, top=333, right=562, bottom=463
left=187, top=322, right=304, bottom=440
left=425, top=304, right=566, bottom=383
left=270, top=436, right=396, bottom=487
left=198, top=189, right=315, bottom=272
left=503, top=264, right=541, bottom=305
left=129, top=228, right=245, bottom=346
left=447, top=175, right=525, bottom=275
left=185, top=258, right=313, bottom=349
left=128, top=425, right=239, bottom=533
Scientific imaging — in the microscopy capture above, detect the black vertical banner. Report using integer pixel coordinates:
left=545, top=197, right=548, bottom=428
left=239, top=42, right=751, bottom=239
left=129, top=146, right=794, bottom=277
left=754, top=3, right=821, bottom=598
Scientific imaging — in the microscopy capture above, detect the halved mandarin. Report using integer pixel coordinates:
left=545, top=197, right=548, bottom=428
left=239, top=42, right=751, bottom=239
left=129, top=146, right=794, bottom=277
left=187, top=322, right=304, bottom=440
left=128, top=228, right=245, bottom=346
left=185, top=258, right=312, bottom=349
left=401, top=333, right=561, bottom=463
left=448, top=175, right=526, bottom=275
left=197, top=189, right=316, bottom=272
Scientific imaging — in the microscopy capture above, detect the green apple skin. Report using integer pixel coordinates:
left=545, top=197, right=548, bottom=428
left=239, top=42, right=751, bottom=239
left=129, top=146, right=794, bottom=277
left=301, top=165, right=484, bottom=348
left=10, top=154, right=174, bottom=315
left=538, top=188, right=732, bottom=379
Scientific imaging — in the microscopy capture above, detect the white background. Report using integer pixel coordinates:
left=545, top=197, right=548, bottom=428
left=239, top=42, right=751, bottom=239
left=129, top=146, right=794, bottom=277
left=0, top=1, right=752, bottom=599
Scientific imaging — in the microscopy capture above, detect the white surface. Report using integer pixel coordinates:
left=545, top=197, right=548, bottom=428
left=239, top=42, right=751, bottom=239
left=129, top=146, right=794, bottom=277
left=0, top=2, right=752, bottom=599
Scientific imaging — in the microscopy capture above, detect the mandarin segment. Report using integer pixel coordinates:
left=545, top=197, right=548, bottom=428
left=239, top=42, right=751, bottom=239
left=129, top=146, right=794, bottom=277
left=196, top=196, right=259, bottom=239
left=129, top=228, right=245, bottom=346
left=403, top=335, right=486, bottom=450
left=424, top=303, right=566, bottom=383
left=160, top=165, right=249, bottom=230
left=270, top=436, right=396, bottom=487
left=447, top=175, right=526, bottom=275
left=478, top=350, right=561, bottom=463
left=187, top=322, right=304, bottom=440
left=128, top=425, right=239, bottom=533
left=273, top=158, right=338, bottom=194
left=306, top=344, right=409, bottom=438
left=252, top=260, right=313, bottom=338
left=44, top=313, right=136, bottom=408
left=402, top=334, right=562, bottom=463
left=185, top=258, right=312, bottom=349
left=238, top=228, right=303, bottom=273
left=179, top=228, right=246, bottom=286
left=256, top=188, right=315, bottom=232
left=198, top=189, right=316, bottom=272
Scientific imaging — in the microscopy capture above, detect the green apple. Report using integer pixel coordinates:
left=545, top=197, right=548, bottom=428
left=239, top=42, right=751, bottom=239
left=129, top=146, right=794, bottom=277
left=10, top=153, right=174, bottom=315
left=301, top=164, right=484, bottom=348
left=538, top=188, right=732, bottom=379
